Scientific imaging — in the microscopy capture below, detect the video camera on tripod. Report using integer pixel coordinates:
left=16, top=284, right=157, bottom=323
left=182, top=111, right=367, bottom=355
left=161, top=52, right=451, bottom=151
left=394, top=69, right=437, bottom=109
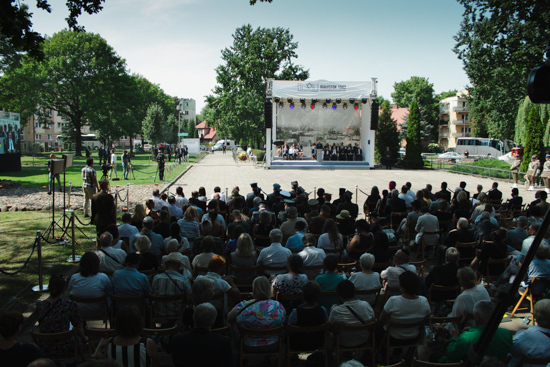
left=101, top=163, right=112, bottom=178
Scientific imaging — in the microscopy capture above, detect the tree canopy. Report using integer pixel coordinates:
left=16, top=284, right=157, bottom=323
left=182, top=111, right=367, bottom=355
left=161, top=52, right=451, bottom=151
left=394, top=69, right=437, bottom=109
left=206, top=24, right=309, bottom=146
left=392, top=76, right=438, bottom=143
left=520, top=106, right=545, bottom=172
left=404, top=100, right=423, bottom=168
left=0, top=0, right=104, bottom=65
left=375, top=100, right=400, bottom=163
left=454, top=0, right=550, bottom=140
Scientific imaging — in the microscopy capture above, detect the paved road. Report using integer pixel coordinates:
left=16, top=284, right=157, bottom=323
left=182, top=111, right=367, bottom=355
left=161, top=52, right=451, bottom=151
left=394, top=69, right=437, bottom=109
left=171, top=152, right=538, bottom=206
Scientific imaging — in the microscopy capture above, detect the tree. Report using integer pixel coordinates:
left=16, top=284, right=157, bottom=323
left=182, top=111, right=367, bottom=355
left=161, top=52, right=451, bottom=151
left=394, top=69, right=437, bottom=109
left=404, top=100, right=423, bottom=168
left=515, top=97, right=550, bottom=148
left=0, top=29, right=128, bottom=156
left=520, top=106, right=545, bottom=172
left=454, top=0, right=550, bottom=140
left=142, top=103, right=165, bottom=145
left=392, top=76, right=438, bottom=142
left=375, top=100, right=400, bottom=162
left=188, top=119, right=196, bottom=139
left=0, top=0, right=105, bottom=64
left=206, top=24, right=309, bottom=146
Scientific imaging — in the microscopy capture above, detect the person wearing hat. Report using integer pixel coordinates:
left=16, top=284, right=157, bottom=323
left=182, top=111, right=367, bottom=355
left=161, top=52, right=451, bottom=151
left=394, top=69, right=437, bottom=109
left=527, top=154, right=541, bottom=191
left=246, top=183, right=264, bottom=208
left=280, top=206, right=308, bottom=240
left=91, top=179, right=116, bottom=236
left=152, top=252, right=191, bottom=320
left=277, top=196, right=295, bottom=224
left=296, top=192, right=311, bottom=217
left=510, top=154, right=522, bottom=188
left=541, top=154, right=550, bottom=194
left=304, top=198, right=320, bottom=223
left=266, top=183, right=281, bottom=208
left=290, top=181, right=305, bottom=199
left=336, top=210, right=355, bottom=238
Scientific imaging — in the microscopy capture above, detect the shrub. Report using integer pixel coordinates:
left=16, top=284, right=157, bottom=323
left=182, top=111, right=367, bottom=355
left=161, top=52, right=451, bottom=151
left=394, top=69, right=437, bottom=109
left=427, top=143, right=442, bottom=153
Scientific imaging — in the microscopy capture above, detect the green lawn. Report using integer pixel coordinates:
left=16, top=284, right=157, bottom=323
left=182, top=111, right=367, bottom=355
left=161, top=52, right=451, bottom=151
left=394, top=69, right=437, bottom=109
left=0, top=211, right=96, bottom=312
left=3, top=152, right=203, bottom=188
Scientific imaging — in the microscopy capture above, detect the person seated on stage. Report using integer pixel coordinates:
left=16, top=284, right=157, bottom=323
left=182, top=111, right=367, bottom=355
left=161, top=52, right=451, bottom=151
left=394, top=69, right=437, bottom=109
left=289, top=144, right=297, bottom=160
left=323, top=144, right=330, bottom=161
left=330, top=143, right=338, bottom=161
left=346, top=143, right=354, bottom=161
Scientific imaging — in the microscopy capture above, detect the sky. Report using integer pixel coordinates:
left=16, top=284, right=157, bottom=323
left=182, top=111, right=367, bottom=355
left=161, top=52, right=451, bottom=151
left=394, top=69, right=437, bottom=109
left=26, top=0, right=470, bottom=113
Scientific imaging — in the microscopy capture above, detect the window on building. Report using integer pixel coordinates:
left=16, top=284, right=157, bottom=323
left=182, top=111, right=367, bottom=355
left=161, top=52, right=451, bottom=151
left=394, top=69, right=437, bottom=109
left=47, top=135, right=52, bottom=141
left=35, top=134, right=41, bottom=140
left=184, top=111, right=189, bottom=115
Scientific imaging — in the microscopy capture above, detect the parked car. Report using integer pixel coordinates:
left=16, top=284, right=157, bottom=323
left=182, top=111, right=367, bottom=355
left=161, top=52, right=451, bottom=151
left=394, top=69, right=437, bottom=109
left=438, top=152, right=463, bottom=160
left=143, top=143, right=152, bottom=151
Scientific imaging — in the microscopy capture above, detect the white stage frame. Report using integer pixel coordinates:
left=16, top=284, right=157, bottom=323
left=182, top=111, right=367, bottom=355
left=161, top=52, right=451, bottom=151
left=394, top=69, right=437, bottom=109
left=265, top=79, right=377, bottom=168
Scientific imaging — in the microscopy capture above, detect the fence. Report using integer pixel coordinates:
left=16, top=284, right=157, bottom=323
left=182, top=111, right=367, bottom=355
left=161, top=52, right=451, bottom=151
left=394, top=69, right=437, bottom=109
left=427, top=159, right=526, bottom=183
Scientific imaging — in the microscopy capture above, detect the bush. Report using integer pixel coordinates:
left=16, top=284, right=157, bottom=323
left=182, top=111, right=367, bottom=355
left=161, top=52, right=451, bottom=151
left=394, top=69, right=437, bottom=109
left=252, top=149, right=265, bottom=162
left=427, top=143, right=442, bottom=153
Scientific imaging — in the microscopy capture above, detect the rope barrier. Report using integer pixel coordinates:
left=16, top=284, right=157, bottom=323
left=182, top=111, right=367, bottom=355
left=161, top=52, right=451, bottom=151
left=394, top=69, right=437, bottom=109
left=116, top=188, right=128, bottom=202
left=0, top=234, right=39, bottom=275
left=73, top=212, right=92, bottom=226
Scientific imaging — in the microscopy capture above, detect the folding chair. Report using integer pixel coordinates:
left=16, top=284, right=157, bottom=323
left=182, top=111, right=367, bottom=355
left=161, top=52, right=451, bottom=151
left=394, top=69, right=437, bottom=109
left=229, top=264, right=259, bottom=292
left=69, top=294, right=110, bottom=328
left=238, top=325, right=284, bottom=367
left=510, top=277, right=550, bottom=325
left=455, top=241, right=477, bottom=267
left=287, top=323, right=329, bottom=367
left=275, top=291, right=303, bottom=313
left=335, top=321, right=377, bottom=367
left=418, top=231, right=441, bottom=260
left=410, top=260, right=426, bottom=278
left=149, top=293, right=187, bottom=328
left=261, top=264, right=288, bottom=277
left=427, top=285, right=460, bottom=308
left=85, top=327, right=117, bottom=359
left=303, top=263, right=325, bottom=280
left=391, top=212, right=407, bottom=230
left=486, top=256, right=512, bottom=286
left=31, top=329, right=83, bottom=364
left=338, top=261, right=357, bottom=274
left=381, top=318, right=427, bottom=364
left=142, top=326, right=177, bottom=359
left=355, top=287, right=382, bottom=310
left=413, top=357, right=463, bottom=367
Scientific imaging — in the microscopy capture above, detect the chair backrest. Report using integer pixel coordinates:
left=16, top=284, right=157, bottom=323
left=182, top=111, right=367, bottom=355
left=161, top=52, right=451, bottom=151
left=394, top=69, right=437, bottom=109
left=487, top=256, right=513, bottom=281
left=413, top=357, right=463, bottom=367
left=455, top=241, right=477, bottom=264
left=261, top=264, right=288, bottom=276
left=520, top=355, right=550, bottom=367
left=69, top=294, right=110, bottom=326
left=335, top=321, right=377, bottom=366
left=31, top=329, right=81, bottom=362
left=372, top=261, right=391, bottom=274
left=85, top=328, right=117, bottom=359
left=142, top=326, right=178, bottom=338
left=355, top=287, right=382, bottom=308
left=238, top=324, right=284, bottom=354
left=385, top=360, right=406, bottom=367
left=302, top=264, right=325, bottom=280
left=391, top=212, right=407, bottom=229
left=428, top=284, right=460, bottom=305
left=323, top=247, right=343, bottom=261
left=410, top=260, right=426, bottom=277
left=149, top=293, right=187, bottom=325
left=337, top=261, right=357, bottom=274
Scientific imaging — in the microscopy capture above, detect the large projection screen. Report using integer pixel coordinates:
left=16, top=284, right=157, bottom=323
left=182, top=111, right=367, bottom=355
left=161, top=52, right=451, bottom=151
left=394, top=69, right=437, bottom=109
left=0, top=111, right=21, bottom=155
left=275, top=106, right=362, bottom=158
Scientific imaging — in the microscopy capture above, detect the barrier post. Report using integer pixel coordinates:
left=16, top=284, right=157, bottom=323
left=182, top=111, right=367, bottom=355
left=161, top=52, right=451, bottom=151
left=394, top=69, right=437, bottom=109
left=355, top=185, right=358, bottom=205
left=32, top=231, right=48, bottom=292
left=68, top=181, right=72, bottom=209
left=313, top=186, right=316, bottom=199
left=67, top=211, right=81, bottom=263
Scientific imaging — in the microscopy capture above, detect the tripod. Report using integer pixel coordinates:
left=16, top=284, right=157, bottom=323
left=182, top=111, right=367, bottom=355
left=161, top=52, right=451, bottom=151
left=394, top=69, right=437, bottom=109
left=43, top=184, right=66, bottom=241
left=126, top=163, right=136, bottom=180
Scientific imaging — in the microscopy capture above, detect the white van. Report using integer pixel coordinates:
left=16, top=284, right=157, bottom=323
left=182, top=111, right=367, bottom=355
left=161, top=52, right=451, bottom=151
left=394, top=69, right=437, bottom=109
left=212, top=139, right=235, bottom=151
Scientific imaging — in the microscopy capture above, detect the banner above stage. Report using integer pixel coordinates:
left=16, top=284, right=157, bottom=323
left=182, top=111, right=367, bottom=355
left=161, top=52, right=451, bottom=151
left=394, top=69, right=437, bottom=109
left=267, top=78, right=377, bottom=100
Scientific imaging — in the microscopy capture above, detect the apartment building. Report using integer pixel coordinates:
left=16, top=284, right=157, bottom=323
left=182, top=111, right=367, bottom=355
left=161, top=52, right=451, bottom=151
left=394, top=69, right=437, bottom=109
left=438, top=89, right=471, bottom=150
left=177, top=98, right=196, bottom=132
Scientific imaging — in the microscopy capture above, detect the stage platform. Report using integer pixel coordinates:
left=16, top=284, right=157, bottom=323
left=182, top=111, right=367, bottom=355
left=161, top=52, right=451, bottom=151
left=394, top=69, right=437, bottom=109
left=270, top=156, right=372, bottom=170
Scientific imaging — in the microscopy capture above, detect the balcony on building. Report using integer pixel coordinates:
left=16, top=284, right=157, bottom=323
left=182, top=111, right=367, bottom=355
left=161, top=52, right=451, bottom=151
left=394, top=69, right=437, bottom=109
left=453, top=106, right=469, bottom=113
left=439, top=131, right=449, bottom=138
left=452, top=132, right=471, bottom=137
left=439, top=119, right=449, bottom=125
left=453, top=118, right=469, bottom=125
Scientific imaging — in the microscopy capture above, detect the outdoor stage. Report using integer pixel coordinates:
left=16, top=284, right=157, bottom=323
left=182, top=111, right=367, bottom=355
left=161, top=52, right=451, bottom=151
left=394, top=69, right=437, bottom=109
left=270, top=156, right=371, bottom=170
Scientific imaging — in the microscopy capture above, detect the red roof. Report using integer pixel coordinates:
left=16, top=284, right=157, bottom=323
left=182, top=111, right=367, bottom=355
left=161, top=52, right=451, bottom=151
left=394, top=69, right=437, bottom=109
left=195, top=120, right=208, bottom=129
left=390, top=105, right=409, bottom=131
left=204, top=129, right=217, bottom=140
left=196, top=120, right=217, bottom=140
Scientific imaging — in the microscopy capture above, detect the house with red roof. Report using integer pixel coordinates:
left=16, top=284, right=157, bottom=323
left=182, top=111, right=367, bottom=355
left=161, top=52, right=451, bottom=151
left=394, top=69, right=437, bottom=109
left=195, top=120, right=218, bottom=142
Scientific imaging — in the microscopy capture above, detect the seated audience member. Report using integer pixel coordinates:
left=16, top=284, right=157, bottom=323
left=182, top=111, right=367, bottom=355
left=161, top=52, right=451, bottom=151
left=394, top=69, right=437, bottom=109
left=161, top=239, right=192, bottom=275
left=151, top=253, right=191, bottom=321
left=0, top=311, right=43, bottom=367
left=347, top=219, right=374, bottom=261
left=369, top=230, right=393, bottom=263
left=192, top=235, right=216, bottom=271
left=415, top=206, right=440, bottom=245
left=474, top=211, right=499, bottom=243
left=285, top=220, right=307, bottom=251
left=257, top=229, right=292, bottom=276
left=441, top=217, right=475, bottom=254
left=178, top=206, right=200, bottom=240
left=440, top=300, right=512, bottom=363
left=202, top=199, right=226, bottom=236
left=106, top=224, right=128, bottom=253
left=329, top=280, right=375, bottom=348
left=167, top=195, right=183, bottom=221
left=318, top=218, right=344, bottom=250
left=175, top=186, right=189, bottom=208
left=111, top=252, right=151, bottom=299
left=271, top=254, right=308, bottom=311
left=425, top=247, right=460, bottom=291
left=197, top=220, right=224, bottom=254
left=309, top=205, right=331, bottom=235
left=131, top=204, right=146, bottom=230
left=227, top=276, right=286, bottom=353
left=380, top=249, right=416, bottom=289
left=252, top=210, right=275, bottom=249
left=316, top=255, right=346, bottom=309
left=224, top=225, right=246, bottom=258
left=35, top=275, right=87, bottom=360
left=196, top=256, right=240, bottom=314
left=107, top=305, right=159, bottom=367
left=118, top=213, right=139, bottom=244
left=170, top=303, right=233, bottom=367
left=504, top=187, right=523, bottom=210
left=385, top=189, right=407, bottom=219
left=398, top=185, right=414, bottom=210
left=68, top=251, right=112, bottom=320
left=288, top=281, right=329, bottom=351
left=227, top=210, right=250, bottom=238
left=280, top=206, right=308, bottom=239
left=336, top=210, right=356, bottom=238
left=378, top=217, right=398, bottom=244
left=153, top=210, right=171, bottom=239
left=182, top=277, right=216, bottom=330
left=137, top=216, right=165, bottom=255
left=505, top=215, right=529, bottom=252
left=299, top=234, right=326, bottom=280
left=134, top=234, right=158, bottom=271
left=378, top=271, right=431, bottom=348
left=95, top=231, right=126, bottom=273
left=509, top=299, right=550, bottom=367
left=145, top=199, right=160, bottom=223
left=449, top=267, right=490, bottom=328
left=471, top=228, right=507, bottom=275
left=164, top=222, right=190, bottom=253
left=230, top=233, right=257, bottom=285
left=348, top=253, right=382, bottom=306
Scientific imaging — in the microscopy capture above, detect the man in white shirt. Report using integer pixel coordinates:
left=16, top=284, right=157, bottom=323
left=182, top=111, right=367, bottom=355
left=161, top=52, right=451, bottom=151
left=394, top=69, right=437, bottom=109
left=415, top=206, right=440, bottom=245
left=329, top=280, right=375, bottom=347
left=175, top=187, right=189, bottom=209
left=380, top=249, right=416, bottom=289
left=257, top=228, right=292, bottom=276
left=117, top=213, right=139, bottom=242
left=210, top=186, right=226, bottom=203
left=109, top=149, right=117, bottom=179
left=298, top=233, right=326, bottom=280
left=150, top=189, right=164, bottom=211
left=95, top=231, right=126, bottom=273
left=398, top=185, right=414, bottom=210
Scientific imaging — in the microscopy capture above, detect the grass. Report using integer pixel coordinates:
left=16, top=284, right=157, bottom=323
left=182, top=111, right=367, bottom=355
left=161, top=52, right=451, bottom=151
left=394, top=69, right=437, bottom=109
left=2, top=152, right=204, bottom=188
left=0, top=211, right=96, bottom=312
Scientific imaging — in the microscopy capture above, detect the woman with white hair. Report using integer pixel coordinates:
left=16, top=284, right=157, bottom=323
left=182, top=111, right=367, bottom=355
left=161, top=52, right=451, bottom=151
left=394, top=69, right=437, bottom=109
left=228, top=276, right=286, bottom=352
left=348, top=253, right=381, bottom=306
left=449, top=267, right=490, bottom=327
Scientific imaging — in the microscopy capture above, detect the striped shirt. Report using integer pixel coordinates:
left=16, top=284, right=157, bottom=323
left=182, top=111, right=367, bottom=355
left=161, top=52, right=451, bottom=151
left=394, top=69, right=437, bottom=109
left=81, top=165, right=96, bottom=188
left=151, top=271, right=191, bottom=318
